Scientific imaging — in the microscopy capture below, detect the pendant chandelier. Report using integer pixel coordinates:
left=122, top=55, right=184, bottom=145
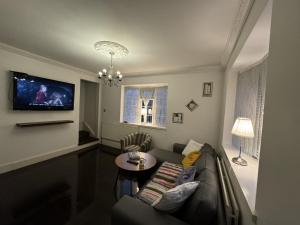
left=95, top=41, right=129, bottom=87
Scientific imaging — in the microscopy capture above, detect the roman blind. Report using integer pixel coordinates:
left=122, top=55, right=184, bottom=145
left=123, top=87, right=140, bottom=124
left=233, top=59, right=267, bottom=159
left=155, top=86, right=168, bottom=128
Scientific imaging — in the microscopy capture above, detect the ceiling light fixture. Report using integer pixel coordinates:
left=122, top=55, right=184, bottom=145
left=95, top=41, right=129, bottom=87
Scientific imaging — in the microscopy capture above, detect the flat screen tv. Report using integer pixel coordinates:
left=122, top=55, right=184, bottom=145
left=12, top=71, right=75, bottom=110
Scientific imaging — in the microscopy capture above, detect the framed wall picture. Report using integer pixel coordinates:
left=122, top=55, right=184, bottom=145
left=186, top=100, right=198, bottom=112
left=172, top=113, right=183, bottom=123
left=203, top=82, right=213, bottom=97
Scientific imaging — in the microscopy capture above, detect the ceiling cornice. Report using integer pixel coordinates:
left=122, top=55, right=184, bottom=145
left=124, top=64, right=224, bottom=78
left=0, top=42, right=223, bottom=78
left=221, top=0, right=255, bottom=66
left=0, top=42, right=97, bottom=78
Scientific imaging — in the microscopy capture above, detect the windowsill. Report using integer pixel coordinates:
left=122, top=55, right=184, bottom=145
left=223, top=145, right=259, bottom=214
left=120, top=122, right=167, bottom=130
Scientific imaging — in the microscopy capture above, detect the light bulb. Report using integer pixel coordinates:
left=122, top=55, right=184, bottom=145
left=116, top=71, right=121, bottom=75
left=108, top=74, right=112, bottom=80
left=98, top=71, right=103, bottom=78
left=118, top=74, right=123, bottom=81
left=102, top=68, right=107, bottom=73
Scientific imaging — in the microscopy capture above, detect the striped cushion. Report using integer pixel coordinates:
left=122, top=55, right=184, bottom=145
left=138, top=181, right=169, bottom=205
left=153, top=162, right=183, bottom=188
left=138, top=162, right=183, bottom=205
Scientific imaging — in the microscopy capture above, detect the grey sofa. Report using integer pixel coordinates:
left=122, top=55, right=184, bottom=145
left=120, top=132, right=152, bottom=153
left=112, top=143, right=226, bottom=225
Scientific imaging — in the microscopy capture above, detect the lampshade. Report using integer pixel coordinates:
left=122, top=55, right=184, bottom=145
left=232, top=117, right=254, bottom=138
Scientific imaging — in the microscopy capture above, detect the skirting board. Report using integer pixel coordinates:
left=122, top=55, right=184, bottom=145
left=0, top=141, right=100, bottom=175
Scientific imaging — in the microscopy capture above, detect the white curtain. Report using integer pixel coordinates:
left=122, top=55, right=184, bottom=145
left=123, top=87, right=140, bottom=124
left=155, top=86, right=168, bottom=128
left=233, top=59, right=267, bottom=159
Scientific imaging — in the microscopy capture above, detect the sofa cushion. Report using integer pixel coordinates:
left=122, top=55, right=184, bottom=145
left=201, top=143, right=216, bottom=155
left=182, top=151, right=201, bottom=168
left=177, top=169, right=219, bottom=225
left=153, top=181, right=200, bottom=213
left=152, top=162, right=183, bottom=189
left=194, top=152, right=217, bottom=174
left=193, top=146, right=217, bottom=175
left=176, top=166, right=197, bottom=185
left=138, top=181, right=169, bottom=205
left=182, top=139, right=203, bottom=156
left=138, top=162, right=183, bottom=205
left=148, top=149, right=184, bottom=165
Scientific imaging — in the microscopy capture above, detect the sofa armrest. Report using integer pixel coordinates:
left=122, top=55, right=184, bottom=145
left=173, top=143, right=186, bottom=154
left=111, top=196, right=189, bottom=225
left=120, top=133, right=136, bottom=152
left=120, top=138, right=125, bottom=152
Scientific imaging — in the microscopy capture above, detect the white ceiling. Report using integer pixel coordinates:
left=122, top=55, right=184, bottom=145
left=234, top=0, right=272, bottom=70
left=0, top=0, right=243, bottom=75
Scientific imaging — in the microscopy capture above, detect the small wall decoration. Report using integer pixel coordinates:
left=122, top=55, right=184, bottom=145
left=203, top=82, right=213, bottom=97
left=172, top=113, right=183, bottom=123
left=186, top=100, right=198, bottom=112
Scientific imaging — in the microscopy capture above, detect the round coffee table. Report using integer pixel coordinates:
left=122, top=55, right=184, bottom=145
left=115, top=152, right=157, bottom=172
left=114, top=152, right=157, bottom=200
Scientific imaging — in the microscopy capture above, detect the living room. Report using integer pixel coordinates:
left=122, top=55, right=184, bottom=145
left=0, top=1, right=299, bottom=225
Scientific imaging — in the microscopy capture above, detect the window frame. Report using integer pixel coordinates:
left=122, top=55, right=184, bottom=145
left=120, top=83, right=168, bottom=129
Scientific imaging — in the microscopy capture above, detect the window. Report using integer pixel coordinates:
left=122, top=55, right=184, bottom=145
left=121, top=85, right=168, bottom=128
left=233, top=59, right=267, bottom=159
left=141, top=99, right=153, bottom=124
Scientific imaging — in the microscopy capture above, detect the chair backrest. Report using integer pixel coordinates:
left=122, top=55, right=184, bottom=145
left=120, top=132, right=152, bottom=152
left=135, top=132, right=151, bottom=145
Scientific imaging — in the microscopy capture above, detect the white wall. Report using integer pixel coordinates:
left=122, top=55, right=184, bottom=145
left=101, top=67, right=224, bottom=150
left=255, top=0, right=300, bottom=224
left=0, top=44, right=99, bottom=172
left=219, top=68, right=238, bottom=148
left=219, top=1, right=300, bottom=225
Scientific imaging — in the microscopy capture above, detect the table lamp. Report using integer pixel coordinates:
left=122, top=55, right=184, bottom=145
left=231, top=117, right=254, bottom=166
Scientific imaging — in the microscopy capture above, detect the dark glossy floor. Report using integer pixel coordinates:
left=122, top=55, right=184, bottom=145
left=0, top=145, right=120, bottom=225
left=67, top=146, right=119, bottom=225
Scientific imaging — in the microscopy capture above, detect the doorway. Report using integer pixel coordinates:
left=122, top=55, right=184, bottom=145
left=79, top=80, right=100, bottom=145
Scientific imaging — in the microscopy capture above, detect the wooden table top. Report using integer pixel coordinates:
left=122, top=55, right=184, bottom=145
left=115, top=152, right=157, bottom=172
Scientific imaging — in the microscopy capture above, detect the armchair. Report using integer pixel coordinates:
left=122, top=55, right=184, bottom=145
left=120, top=132, right=152, bottom=153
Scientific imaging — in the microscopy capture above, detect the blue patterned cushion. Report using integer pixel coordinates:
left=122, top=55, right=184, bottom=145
left=176, top=166, right=197, bottom=185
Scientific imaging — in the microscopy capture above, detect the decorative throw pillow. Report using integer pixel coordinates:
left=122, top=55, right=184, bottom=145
left=182, top=151, right=201, bottom=168
left=152, top=162, right=184, bottom=189
left=138, top=181, right=169, bottom=205
left=152, top=181, right=200, bottom=213
left=138, top=162, right=183, bottom=205
left=182, top=139, right=203, bottom=156
left=176, top=166, right=197, bottom=185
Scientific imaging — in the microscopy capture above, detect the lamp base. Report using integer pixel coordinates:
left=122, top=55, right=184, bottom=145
left=232, top=156, right=248, bottom=166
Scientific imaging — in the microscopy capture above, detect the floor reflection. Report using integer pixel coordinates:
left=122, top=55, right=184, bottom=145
left=0, top=145, right=119, bottom=225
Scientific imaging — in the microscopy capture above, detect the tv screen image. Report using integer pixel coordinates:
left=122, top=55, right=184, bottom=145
left=13, top=72, right=75, bottom=110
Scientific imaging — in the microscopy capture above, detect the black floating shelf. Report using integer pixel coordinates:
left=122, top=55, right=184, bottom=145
left=16, top=120, right=74, bottom=127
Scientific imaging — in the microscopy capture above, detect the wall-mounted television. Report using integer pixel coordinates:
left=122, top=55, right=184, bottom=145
left=12, top=71, right=75, bottom=111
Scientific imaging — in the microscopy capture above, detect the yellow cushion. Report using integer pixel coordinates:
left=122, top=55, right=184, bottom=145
left=182, top=151, right=201, bottom=168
